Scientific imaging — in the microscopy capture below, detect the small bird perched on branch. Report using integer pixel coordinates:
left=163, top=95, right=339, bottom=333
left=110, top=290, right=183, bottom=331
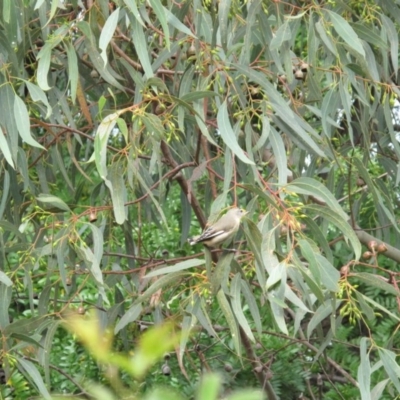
left=188, top=208, right=247, bottom=248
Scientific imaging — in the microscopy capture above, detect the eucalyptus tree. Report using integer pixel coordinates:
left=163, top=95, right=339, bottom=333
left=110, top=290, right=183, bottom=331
left=1, top=0, right=400, bottom=398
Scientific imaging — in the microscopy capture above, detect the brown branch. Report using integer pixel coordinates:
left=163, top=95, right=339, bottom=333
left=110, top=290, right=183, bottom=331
left=161, top=140, right=207, bottom=227
left=239, top=327, right=278, bottom=400
left=286, top=309, right=359, bottom=388
left=110, top=39, right=143, bottom=71
left=201, top=136, right=218, bottom=199
left=353, top=224, right=400, bottom=263
left=125, top=161, right=196, bottom=206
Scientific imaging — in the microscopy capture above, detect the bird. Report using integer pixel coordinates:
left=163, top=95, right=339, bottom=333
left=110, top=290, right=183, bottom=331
left=188, top=208, right=247, bottom=248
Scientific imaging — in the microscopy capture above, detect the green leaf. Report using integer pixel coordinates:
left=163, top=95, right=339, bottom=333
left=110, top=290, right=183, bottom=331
left=211, top=252, right=234, bottom=294
left=231, top=274, right=255, bottom=342
left=180, top=91, right=218, bottom=102
left=16, top=357, right=51, bottom=400
left=362, top=294, right=400, bottom=322
left=269, top=292, right=288, bottom=334
left=218, top=0, right=231, bottom=50
left=306, top=204, right=361, bottom=260
left=353, top=272, right=400, bottom=297
left=352, top=22, right=387, bottom=49
left=358, top=337, right=371, bottom=400
left=94, top=112, right=120, bottom=179
left=286, top=177, right=348, bottom=221
left=286, top=286, right=311, bottom=317
left=355, top=291, right=375, bottom=322
left=191, top=296, right=217, bottom=338
left=25, top=81, right=52, bottom=119
left=36, top=43, right=52, bottom=90
left=0, top=282, right=11, bottom=329
left=78, top=21, right=126, bottom=91
left=36, top=194, right=70, bottom=212
left=298, top=238, right=321, bottom=280
left=217, top=100, right=254, bottom=165
left=99, top=8, right=120, bottom=66
left=123, top=0, right=145, bottom=26
left=129, top=159, right=168, bottom=226
left=0, top=170, right=10, bottom=220
left=307, top=301, right=333, bottom=338
left=196, top=373, right=221, bottom=400
left=131, top=323, right=179, bottom=379
left=266, top=261, right=286, bottom=289
left=240, top=279, right=263, bottom=336
left=371, top=379, right=390, bottom=400
left=114, top=303, right=142, bottom=334
left=326, top=10, right=365, bottom=57
left=164, top=8, right=196, bottom=38
left=148, top=0, right=170, bottom=50
left=270, top=20, right=292, bottom=51
left=378, top=348, right=400, bottom=393
left=14, top=95, right=45, bottom=149
left=381, top=14, right=399, bottom=78
left=243, top=220, right=266, bottom=288
left=78, top=224, right=106, bottom=296
left=225, top=391, right=264, bottom=400
left=3, top=0, right=10, bottom=23
left=270, top=126, right=288, bottom=185
left=0, top=271, right=12, bottom=287
left=0, top=126, right=14, bottom=168
left=315, top=19, right=336, bottom=54
left=179, top=312, right=195, bottom=368
left=217, top=289, right=241, bottom=355
left=40, top=320, right=62, bottom=387
left=145, top=259, right=205, bottom=278
left=105, top=161, right=127, bottom=224
left=4, top=315, right=48, bottom=335
left=314, top=254, right=340, bottom=293
left=134, top=272, right=190, bottom=305
left=66, top=41, right=79, bottom=104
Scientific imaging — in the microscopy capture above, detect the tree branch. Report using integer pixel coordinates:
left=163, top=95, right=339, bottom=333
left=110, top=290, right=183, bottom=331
left=239, top=327, right=278, bottom=400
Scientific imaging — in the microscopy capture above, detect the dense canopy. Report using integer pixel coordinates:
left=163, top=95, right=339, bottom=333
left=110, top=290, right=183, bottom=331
left=1, top=0, right=400, bottom=399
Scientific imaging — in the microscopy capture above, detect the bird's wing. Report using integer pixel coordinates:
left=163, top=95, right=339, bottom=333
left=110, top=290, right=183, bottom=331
left=197, top=227, right=224, bottom=241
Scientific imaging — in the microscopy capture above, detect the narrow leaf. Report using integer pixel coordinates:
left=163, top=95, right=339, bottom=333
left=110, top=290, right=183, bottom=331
left=99, top=8, right=120, bottom=66
left=231, top=274, right=255, bottom=342
left=14, top=95, right=44, bottom=149
left=17, top=357, right=51, bottom=400
left=287, top=177, right=348, bottom=221
left=0, top=126, right=14, bottom=167
left=0, top=271, right=12, bottom=287
left=378, top=349, right=400, bottom=393
left=270, top=126, right=288, bottom=185
left=217, top=289, right=241, bottom=355
left=25, top=81, right=52, bottom=118
left=164, top=8, right=196, bottom=38
left=114, top=303, right=142, bottom=334
left=217, top=101, right=254, bottom=165
left=134, top=272, right=190, bottom=305
left=306, top=204, right=361, bottom=260
left=148, top=0, right=170, bottom=50
left=146, top=259, right=205, bottom=278
left=66, top=41, right=78, bottom=103
left=358, top=337, right=371, bottom=400
left=327, top=10, right=365, bottom=57
left=105, top=162, right=127, bottom=224
left=270, top=20, right=292, bottom=50
left=123, top=0, right=145, bottom=26
left=36, top=194, right=70, bottom=212
left=354, top=272, right=400, bottom=297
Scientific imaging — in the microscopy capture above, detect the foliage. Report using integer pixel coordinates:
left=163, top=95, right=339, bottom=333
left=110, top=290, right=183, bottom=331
left=1, top=0, right=400, bottom=399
